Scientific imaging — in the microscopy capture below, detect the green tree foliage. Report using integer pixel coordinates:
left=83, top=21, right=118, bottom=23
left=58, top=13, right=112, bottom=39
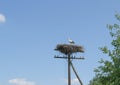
left=89, top=14, right=120, bottom=85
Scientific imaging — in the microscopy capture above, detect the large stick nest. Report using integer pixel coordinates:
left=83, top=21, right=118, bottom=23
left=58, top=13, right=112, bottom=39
left=54, top=44, right=84, bottom=55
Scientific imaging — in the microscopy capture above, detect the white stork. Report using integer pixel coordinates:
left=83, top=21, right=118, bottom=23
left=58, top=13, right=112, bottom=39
left=68, top=38, right=75, bottom=44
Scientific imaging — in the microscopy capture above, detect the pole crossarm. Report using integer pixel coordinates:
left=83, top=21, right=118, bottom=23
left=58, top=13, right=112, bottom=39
left=54, top=55, right=85, bottom=60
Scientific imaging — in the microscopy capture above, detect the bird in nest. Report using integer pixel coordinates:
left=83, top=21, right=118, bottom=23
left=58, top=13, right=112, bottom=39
left=68, top=38, right=75, bottom=44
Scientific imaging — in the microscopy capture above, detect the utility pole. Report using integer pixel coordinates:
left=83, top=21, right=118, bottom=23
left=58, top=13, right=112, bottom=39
left=54, top=44, right=84, bottom=85
left=68, top=54, right=71, bottom=85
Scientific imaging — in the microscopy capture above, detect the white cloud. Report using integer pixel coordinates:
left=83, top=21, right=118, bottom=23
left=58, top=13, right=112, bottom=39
left=0, top=14, right=6, bottom=23
left=71, top=78, right=79, bottom=85
left=65, top=78, right=79, bottom=85
left=8, top=78, right=35, bottom=85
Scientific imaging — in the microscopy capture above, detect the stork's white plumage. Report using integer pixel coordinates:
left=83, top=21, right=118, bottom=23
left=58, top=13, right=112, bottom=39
left=68, top=38, right=75, bottom=44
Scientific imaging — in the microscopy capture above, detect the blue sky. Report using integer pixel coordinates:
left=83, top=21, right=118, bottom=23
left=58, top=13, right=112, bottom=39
left=0, top=0, right=120, bottom=85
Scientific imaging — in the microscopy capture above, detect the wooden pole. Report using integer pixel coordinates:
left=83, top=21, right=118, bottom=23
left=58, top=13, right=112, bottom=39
left=68, top=54, right=71, bottom=85
left=70, top=62, right=83, bottom=85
